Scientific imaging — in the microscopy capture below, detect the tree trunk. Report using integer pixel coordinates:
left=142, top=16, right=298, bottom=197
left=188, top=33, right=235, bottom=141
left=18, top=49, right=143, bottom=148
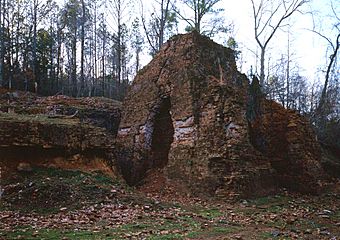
left=159, top=0, right=164, bottom=51
left=0, top=0, right=3, bottom=87
left=32, top=0, right=38, bottom=92
left=135, top=47, right=139, bottom=75
left=94, top=2, right=97, bottom=95
left=286, top=33, right=290, bottom=108
left=71, top=26, right=77, bottom=97
left=260, top=47, right=265, bottom=86
left=317, top=33, right=340, bottom=126
left=117, top=0, right=122, bottom=85
left=7, top=15, right=13, bottom=90
left=80, top=0, right=85, bottom=96
left=56, top=27, right=61, bottom=92
left=102, top=31, right=106, bottom=97
left=158, top=0, right=170, bottom=51
left=196, top=0, right=201, bottom=32
left=49, top=20, right=55, bottom=94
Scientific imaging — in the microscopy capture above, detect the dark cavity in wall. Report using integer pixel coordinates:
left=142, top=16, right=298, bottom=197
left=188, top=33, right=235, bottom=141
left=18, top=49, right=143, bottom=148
left=150, top=97, right=174, bottom=168
left=116, top=97, right=174, bottom=186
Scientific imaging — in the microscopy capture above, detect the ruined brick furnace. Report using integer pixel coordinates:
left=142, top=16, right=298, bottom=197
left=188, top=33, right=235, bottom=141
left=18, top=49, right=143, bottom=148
left=116, top=31, right=324, bottom=198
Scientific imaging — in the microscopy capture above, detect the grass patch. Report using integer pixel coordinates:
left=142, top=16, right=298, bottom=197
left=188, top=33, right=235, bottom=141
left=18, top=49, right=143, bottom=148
left=2, top=228, right=118, bottom=240
left=249, top=195, right=292, bottom=207
left=148, top=233, right=183, bottom=240
left=257, top=231, right=276, bottom=239
left=186, top=226, right=240, bottom=239
left=197, top=208, right=223, bottom=219
left=0, top=112, right=79, bottom=126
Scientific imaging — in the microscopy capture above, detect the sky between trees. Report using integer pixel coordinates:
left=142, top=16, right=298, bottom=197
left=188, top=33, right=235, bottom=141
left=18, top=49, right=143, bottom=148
left=51, top=0, right=337, bottom=78
left=0, top=0, right=338, bottom=100
left=40, top=0, right=339, bottom=81
left=0, top=0, right=337, bottom=152
left=109, top=0, right=337, bottom=80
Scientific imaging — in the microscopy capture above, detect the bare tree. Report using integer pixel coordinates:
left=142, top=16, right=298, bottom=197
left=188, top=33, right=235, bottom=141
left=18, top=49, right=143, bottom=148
left=61, top=0, right=81, bottom=97
left=0, top=0, right=4, bottom=87
left=92, top=0, right=99, bottom=96
left=131, top=17, right=144, bottom=75
left=80, top=0, right=86, bottom=96
left=32, top=0, right=39, bottom=90
left=175, top=0, right=228, bottom=36
left=250, top=0, right=308, bottom=86
left=140, top=0, right=174, bottom=56
left=310, top=1, right=340, bottom=128
left=110, top=0, right=130, bottom=83
left=318, top=32, right=339, bottom=115
left=313, top=34, right=339, bottom=114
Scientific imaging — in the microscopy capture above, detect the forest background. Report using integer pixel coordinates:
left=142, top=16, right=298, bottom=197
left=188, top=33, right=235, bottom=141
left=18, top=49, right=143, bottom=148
left=0, top=0, right=338, bottom=150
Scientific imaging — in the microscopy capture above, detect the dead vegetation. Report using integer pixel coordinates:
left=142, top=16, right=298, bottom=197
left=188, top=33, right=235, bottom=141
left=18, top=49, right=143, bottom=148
left=0, top=167, right=339, bottom=240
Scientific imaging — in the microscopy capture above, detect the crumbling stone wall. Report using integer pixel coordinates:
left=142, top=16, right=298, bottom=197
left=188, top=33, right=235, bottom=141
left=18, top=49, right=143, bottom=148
left=249, top=100, right=323, bottom=193
left=117, top=31, right=324, bottom=198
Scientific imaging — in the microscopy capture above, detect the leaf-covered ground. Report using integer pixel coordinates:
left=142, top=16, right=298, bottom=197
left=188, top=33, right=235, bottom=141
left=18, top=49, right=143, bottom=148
left=0, top=168, right=339, bottom=240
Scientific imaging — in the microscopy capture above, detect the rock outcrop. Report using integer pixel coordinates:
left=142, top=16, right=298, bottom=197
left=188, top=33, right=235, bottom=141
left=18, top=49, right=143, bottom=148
left=117, top=31, right=325, bottom=198
left=0, top=90, right=121, bottom=178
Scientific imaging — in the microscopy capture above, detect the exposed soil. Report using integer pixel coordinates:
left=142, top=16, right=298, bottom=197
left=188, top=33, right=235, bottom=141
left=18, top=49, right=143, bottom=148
left=0, top=146, right=116, bottom=180
left=1, top=167, right=339, bottom=240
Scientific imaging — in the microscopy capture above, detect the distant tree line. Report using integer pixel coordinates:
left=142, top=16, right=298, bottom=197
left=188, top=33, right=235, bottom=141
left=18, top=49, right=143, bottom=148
left=0, top=0, right=228, bottom=100
left=0, top=0, right=134, bottom=99
left=0, top=0, right=338, bottom=150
